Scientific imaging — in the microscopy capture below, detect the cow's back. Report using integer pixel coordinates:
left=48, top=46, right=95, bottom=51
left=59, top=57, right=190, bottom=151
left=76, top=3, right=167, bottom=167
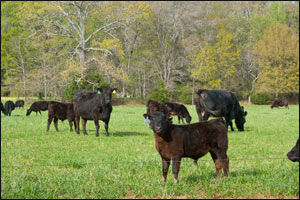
left=196, top=89, right=236, bottom=117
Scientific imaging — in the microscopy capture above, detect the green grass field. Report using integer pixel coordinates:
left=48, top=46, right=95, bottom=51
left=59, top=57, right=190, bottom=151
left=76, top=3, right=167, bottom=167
left=1, top=103, right=299, bottom=199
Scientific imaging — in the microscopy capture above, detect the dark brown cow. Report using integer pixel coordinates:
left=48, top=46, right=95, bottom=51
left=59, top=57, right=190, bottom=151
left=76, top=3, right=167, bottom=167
left=15, top=100, right=25, bottom=109
left=26, top=101, right=49, bottom=116
left=144, top=111, right=229, bottom=183
left=47, top=101, right=76, bottom=132
left=271, top=99, right=289, bottom=109
left=164, top=102, right=192, bottom=124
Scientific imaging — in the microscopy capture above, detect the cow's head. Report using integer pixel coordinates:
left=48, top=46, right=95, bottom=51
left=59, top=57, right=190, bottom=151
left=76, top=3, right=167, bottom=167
left=235, top=106, right=247, bottom=131
left=146, top=111, right=170, bottom=136
left=26, top=109, right=31, bottom=116
left=181, top=105, right=192, bottom=124
left=287, top=139, right=299, bottom=162
left=97, top=86, right=117, bottom=104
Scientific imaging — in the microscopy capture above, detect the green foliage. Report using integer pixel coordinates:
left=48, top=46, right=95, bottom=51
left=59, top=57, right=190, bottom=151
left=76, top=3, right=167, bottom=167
left=38, top=92, right=44, bottom=101
left=146, top=78, right=170, bottom=102
left=63, top=73, right=107, bottom=101
left=251, top=93, right=269, bottom=105
left=269, top=2, right=286, bottom=24
left=146, top=88, right=170, bottom=103
left=253, top=24, right=299, bottom=96
left=191, top=27, right=241, bottom=90
left=175, top=84, right=192, bottom=104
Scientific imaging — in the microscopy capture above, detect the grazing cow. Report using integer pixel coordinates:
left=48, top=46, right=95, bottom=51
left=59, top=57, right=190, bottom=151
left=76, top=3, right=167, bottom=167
left=74, top=86, right=117, bottom=137
left=4, top=101, right=15, bottom=116
left=164, top=102, right=192, bottom=124
left=26, top=101, right=49, bottom=116
left=271, top=99, right=289, bottom=109
left=145, top=111, right=229, bottom=183
left=194, top=89, right=247, bottom=131
left=1, top=102, right=6, bottom=115
left=287, top=139, right=299, bottom=162
left=15, top=100, right=25, bottom=109
left=47, top=101, right=76, bottom=132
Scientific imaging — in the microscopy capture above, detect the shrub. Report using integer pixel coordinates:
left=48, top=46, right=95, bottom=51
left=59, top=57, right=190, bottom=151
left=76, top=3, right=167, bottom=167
left=251, top=93, right=269, bottom=105
left=146, top=88, right=170, bottom=103
left=177, top=85, right=192, bottom=104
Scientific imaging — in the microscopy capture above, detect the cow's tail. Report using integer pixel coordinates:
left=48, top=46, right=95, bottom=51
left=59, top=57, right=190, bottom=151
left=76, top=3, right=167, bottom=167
left=197, top=90, right=222, bottom=117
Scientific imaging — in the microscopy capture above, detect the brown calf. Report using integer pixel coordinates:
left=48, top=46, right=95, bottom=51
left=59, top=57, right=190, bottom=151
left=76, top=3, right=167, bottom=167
left=164, top=102, right=192, bottom=124
left=145, top=111, right=229, bottom=183
left=47, top=101, right=76, bottom=132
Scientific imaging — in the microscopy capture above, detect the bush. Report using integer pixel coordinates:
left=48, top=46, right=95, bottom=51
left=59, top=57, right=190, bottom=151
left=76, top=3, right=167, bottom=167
left=176, top=85, right=192, bottom=104
left=146, top=88, right=170, bottom=103
left=251, top=93, right=269, bottom=105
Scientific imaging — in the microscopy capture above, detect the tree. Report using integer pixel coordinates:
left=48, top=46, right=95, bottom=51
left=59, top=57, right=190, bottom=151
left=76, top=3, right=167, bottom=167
left=190, top=26, right=241, bottom=90
left=1, top=2, right=34, bottom=100
left=253, top=24, right=299, bottom=97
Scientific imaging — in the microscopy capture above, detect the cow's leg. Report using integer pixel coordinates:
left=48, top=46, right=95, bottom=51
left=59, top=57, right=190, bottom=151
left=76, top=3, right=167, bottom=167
left=82, top=119, right=88, bottom=135
left=172, top=158, right=181, bottom=184
left=75, top=115, right=80, bottom=134
left=39, top=110, right=42, bottom=115
left=203, top=111, right=210, bottom=121
left=225, top=116, right=234, bottom=131
left=222, top=154, right=229, bottom=177
left=210, top=151, right=221, bottom=179
left=193, top=159, right=198, bottom=165
left=94, top=119, right=100, bottom=137
left=68, top=119, right=73, bottom=132
left=104, top=120, right=110, bottom=136
left=196, top=107, right=203, bottom=122
left=210, top=151, right=229, bottom=179
left=73, top=120, right=77, bottom=132
left=54, top=117, right=59, bottom=132
left=177, top=115, right=180, bottom=124
left=47, top=115, right=53, bottom=131
left=161, top=158, right=170, bottom=182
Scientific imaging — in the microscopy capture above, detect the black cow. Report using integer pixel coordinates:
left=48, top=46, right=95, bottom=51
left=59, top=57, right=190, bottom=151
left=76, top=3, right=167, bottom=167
left=26, top=101, right=49, bottom=116
left=287, top=139, right=299, bottom=162
left=1, top=102, right=6, bottom=115
left=194, top=89, right=247, bottom=131
left=74, top=86, right=117, bottom=137
left=4, top=101, right=15, bottom=116
left=15, top=100, right=25, bottom=109
left=47, top=101, right=76, bottom=132
left=271, top=99, right=289, bottom=109
left=164, top=102, right=192, bottom=124
left=145, top=111, right=229, bottom=183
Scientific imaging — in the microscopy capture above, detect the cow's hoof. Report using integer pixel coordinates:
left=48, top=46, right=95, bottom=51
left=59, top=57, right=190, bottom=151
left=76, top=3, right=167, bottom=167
left=173, top=178, right=178, bottom=184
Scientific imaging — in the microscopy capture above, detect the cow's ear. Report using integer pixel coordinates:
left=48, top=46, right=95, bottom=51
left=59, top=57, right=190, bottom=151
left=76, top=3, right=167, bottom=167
left=244, top=111, right=247, bottom=116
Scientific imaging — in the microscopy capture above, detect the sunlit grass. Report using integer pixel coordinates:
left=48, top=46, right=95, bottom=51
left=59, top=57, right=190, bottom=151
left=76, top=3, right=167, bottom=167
left=1, top=103, right=299, bottom=199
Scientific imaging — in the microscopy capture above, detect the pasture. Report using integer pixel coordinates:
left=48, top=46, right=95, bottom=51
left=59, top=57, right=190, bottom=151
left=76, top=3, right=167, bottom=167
left=1, top=103, right=299, bottom=199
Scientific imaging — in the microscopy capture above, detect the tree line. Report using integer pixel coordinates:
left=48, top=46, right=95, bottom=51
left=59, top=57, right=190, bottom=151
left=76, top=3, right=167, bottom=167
left=1, top=1, right=299, bottom=104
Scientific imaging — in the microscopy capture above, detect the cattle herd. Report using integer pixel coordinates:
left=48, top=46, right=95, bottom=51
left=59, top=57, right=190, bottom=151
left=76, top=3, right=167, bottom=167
left=1, top=88, right=299, bottom=183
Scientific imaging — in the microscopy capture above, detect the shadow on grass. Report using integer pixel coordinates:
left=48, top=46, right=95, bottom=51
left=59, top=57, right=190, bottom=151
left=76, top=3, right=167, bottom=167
left=68, top=130, right=149, bottom=137
left=186, top=168, right=265, bottom=183
left=111, top=131, right=149, bottom=137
